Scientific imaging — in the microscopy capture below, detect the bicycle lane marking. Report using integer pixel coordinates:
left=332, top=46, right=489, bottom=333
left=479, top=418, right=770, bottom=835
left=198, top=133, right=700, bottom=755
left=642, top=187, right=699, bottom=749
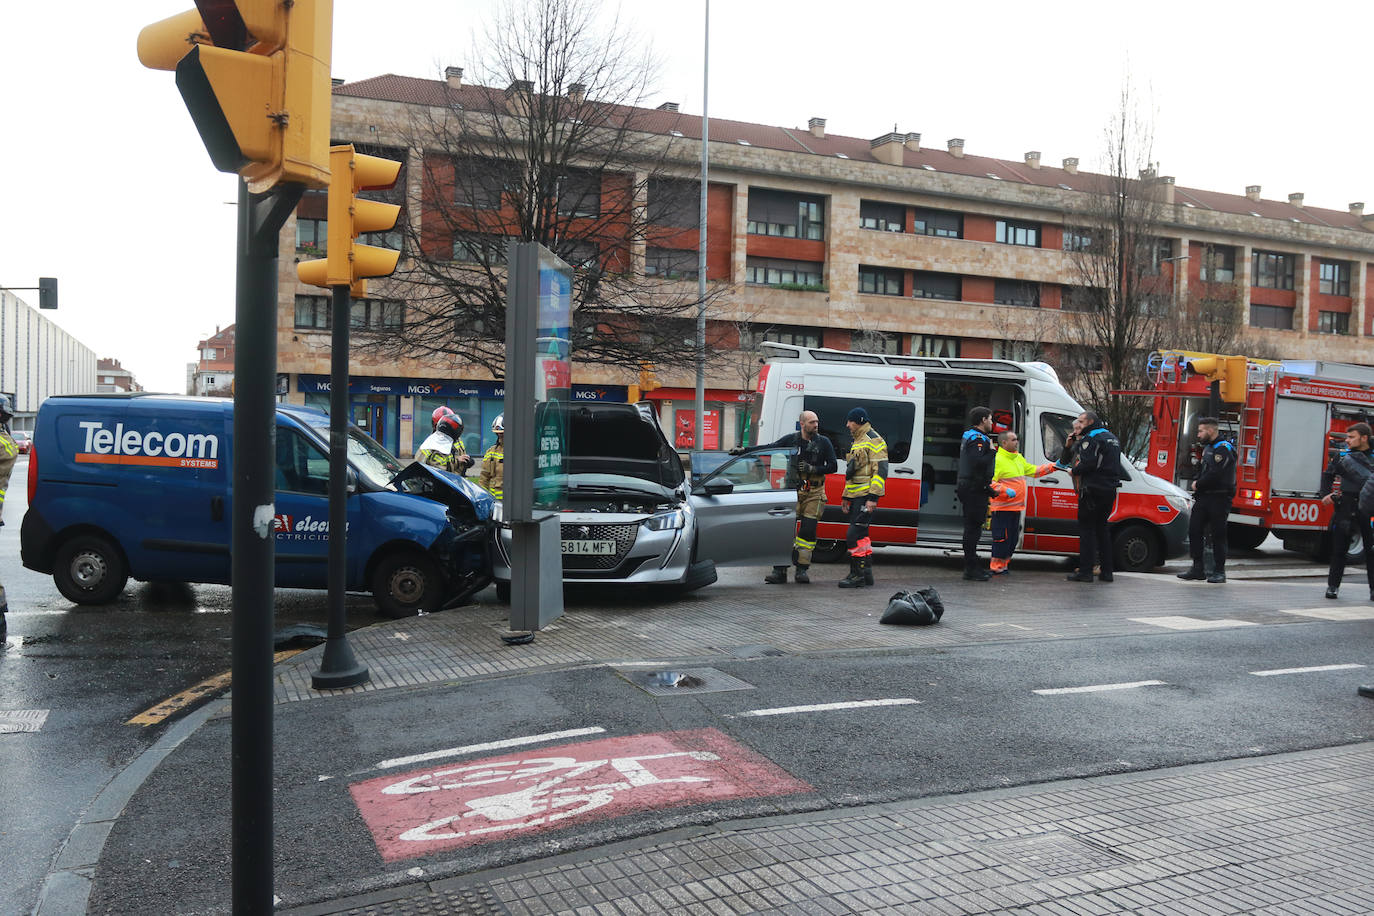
left=349, top=727, right=813, bottom=861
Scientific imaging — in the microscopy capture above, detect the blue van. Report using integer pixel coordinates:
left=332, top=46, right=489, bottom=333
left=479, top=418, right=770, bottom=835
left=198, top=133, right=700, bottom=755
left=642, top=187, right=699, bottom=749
left=20, top=394, right=494, bottom=617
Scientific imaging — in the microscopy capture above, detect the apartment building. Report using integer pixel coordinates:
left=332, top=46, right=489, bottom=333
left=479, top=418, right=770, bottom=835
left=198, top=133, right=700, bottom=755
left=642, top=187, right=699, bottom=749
left=275, top=70, right=1374, bottom=456
left=189, top=325, right=235, bottom=396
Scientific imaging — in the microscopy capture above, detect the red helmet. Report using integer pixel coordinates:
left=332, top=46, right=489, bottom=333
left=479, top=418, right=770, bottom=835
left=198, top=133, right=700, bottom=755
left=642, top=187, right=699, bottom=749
left=431, top=405, right=457, bottom=428
left=437, top=414, right=463, bottom=439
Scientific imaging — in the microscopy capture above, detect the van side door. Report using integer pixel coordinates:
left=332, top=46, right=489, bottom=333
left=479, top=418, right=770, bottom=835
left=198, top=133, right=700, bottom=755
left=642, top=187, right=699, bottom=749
left=271, top=421, right=356, bottom=587
left=1024, top=410, right=1080, bottom=554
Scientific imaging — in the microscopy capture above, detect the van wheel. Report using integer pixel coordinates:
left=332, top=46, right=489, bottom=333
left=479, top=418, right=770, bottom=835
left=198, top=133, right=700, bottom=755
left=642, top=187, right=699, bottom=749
left=1227, top=523, right=1269, bottom=552
left=371, top=551, right=442, bottom=619
left=54, top=535, right=129, bottom=605
left=809, top=541, right=847, bottom=563
left=1112, top=524, right=1161, bottom=572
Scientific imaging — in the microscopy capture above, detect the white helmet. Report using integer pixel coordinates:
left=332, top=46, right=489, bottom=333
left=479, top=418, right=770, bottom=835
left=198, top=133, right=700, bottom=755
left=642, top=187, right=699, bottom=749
left=491, top=414, right=504, bottom=434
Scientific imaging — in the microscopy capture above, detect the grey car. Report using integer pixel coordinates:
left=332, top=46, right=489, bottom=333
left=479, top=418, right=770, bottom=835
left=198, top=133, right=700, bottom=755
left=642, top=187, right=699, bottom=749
left=492, top=402, right=796, bottom=598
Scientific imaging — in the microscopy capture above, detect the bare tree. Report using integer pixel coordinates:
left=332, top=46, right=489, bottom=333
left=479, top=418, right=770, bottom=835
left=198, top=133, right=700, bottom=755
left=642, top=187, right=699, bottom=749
left=1060, top=83, right=1172, bottom=458
left=1158, top=243, right=1246, bottom=355
left=355, top=0, right=729, bottom=376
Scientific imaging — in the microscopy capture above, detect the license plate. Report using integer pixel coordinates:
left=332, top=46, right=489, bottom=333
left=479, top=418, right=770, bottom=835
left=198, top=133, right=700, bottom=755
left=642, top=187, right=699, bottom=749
left=561, top=539, right=617, bottom=556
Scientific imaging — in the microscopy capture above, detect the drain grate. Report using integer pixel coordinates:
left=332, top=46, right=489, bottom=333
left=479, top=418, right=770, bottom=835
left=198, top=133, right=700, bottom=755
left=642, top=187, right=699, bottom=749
left=978, top=832, right=1133, bottom=878
left=618, top=667, right=755, bottom=696
left=0, top=709, right=49, bottom=734
left=329, top=885, right=507, bottom=915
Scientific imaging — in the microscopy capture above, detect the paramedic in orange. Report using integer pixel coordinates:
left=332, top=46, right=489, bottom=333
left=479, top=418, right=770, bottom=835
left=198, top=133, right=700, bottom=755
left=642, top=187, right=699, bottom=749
left=988, top=430, right=1056, bottom=575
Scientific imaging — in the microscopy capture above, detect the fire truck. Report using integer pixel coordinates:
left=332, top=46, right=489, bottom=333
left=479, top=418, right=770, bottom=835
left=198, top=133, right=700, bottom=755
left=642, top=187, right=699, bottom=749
left=1143, top=349, right=1374, bottom=561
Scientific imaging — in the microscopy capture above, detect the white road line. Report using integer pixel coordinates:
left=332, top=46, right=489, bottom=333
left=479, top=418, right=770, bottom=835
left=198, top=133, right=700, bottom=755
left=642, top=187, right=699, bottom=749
left=376, top=727, right=607, bottom=770
left=732, top=698, right=920, bottom=718
left=1034, top=680, right=1167, bottom=696
left=1250, top=663, right=1366, bottom=677
left=1130, top=616, right=1257, bottom=630
left=1281, top=607, right=1374, bottom=621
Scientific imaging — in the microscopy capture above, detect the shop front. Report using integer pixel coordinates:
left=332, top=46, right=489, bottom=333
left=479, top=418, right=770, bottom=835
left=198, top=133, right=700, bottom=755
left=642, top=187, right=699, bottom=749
left=643, top=387, right=756, bottom=451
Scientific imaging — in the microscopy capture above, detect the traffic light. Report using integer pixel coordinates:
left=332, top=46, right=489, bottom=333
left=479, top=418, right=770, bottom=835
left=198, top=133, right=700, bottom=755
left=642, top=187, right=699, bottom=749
left=297, top=145, right=402, bottom=295
left=137, top=0, right=333, bottom=192
left=627, top=363, right=659, bottom=404
left=1187, top=354, right=1248, bottom=404
left=38, top=277, right=57, bottom=310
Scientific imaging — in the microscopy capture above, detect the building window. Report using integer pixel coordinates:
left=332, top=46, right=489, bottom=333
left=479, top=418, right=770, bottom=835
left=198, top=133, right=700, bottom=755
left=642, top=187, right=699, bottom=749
left=645, top=247, right=699, bottom=280
left=745, top=257, right=824, bottom=288
left=1062, top=285, right=1100, bottom=312
left=1319, top=260, right=1351, bottom=296
left=911, top=334, right=960, bottom=358
left=995, top=218, right=1039, bottom=247
left=912, top=271, right=961, bottom=301
left=859, top=200, right=905, bottom=232
left=993, top=279, right=1040, bottom=307
left=752, top=326, right=822, bottom=348
left=296, top=295, right=403, bottom=330
left=912, top=207, right=962, bottom=238
left=556, top=169, right=601, bottom=218
left=1199, top=245, right=1235, bottom=283
left=454, top=158, right=511, bottom=210
left=646, top=178, right=700, bottom=229
left=296, top=218, right=327, bottom=254
left=453, top=233, right=508, bottom=264
left=1062, top=228, right=1096, bottom=253
left=1317, top=311, right=1350, bottom=335
left=851, top=331, right=901, bottom=354
left=858, top=265, right=903, bottom=296
left=992, top=340, right=1040, bottom=362
left=560, top=241, right=600, bottom=270
left=1249, top=303, right=1294, bottom=330
left=1144, top=238, right=1174, bottom=276
left=294, top=295, right=331, bottom=329
left=747, top=189, right=825, bottom=240
left=1252, top=250, right=1295, bottom=290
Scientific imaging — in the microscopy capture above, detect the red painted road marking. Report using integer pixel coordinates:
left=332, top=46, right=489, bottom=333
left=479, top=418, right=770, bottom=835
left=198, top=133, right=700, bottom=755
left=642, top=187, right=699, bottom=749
left=350, top=728, right=812, bottom=861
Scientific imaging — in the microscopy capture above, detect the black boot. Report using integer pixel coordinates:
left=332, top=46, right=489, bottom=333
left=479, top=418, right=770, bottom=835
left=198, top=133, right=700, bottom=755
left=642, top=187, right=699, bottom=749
left=794, top=565, right=811, bottom=584
left=964, top=566, right=992, bottom=581
left=1177, top=565, right=1206, bottom=581
left=838, top=558, right=866, bottom=588
left=764, top=566, right=788, bottom=584
left=862, top=557, right=874, bottom=586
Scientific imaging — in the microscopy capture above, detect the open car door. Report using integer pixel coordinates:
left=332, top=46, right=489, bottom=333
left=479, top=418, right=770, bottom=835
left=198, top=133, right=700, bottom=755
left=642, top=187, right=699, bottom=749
left=691, top=447, right=797, bottom=567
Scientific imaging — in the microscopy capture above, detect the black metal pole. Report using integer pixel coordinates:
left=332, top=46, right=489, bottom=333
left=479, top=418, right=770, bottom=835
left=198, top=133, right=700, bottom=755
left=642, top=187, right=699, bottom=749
left=313, top=284, right=368, bottom=688
left=232, top=179, right=300, bottom=914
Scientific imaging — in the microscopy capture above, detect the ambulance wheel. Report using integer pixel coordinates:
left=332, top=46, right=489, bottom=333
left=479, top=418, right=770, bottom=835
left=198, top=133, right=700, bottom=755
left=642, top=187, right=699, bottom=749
left=810, top=541, right=847, bottom=563
left=54, top=534, right=128, bottom=605
left=1112, top=523, right=1160, bottom=572
left=371, top=551, right=442, bottom=619
left=1227, top=523, right=1269, bottom=552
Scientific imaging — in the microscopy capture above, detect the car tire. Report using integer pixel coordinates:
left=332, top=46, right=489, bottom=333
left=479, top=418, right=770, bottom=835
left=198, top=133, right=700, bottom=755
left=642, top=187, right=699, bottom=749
left=809, top=541, right=847, bottom=564
left=1226, top=523, right=1269, bottom=552
left=495, top=580, right=511, bottom=604
left=371, top=551, right=443, bottom=619
left=54, top=534, right=129, bottom=605
left=1112, top=523, right=1161, bottom=572
left=679, top=558, right=718, bottom=592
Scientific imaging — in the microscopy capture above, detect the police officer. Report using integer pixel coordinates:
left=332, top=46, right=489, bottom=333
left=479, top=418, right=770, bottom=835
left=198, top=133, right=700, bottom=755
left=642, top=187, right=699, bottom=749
left=1068, top=410, right=1123, bottom=583
left=752, top=410, right=838, bottom=585
left=1176, top=416, right=1236, bottom=584
left=956, top=406, right=998, bottom=581
left=0, top=395, right=17, bottom=639
left=479, top=414, right=505, bottom=498
left=417, top=412, right=474, bottom=473
left=1318, top=421, right=1374, bottom=599
left=839, top=407, right=887, bottom=588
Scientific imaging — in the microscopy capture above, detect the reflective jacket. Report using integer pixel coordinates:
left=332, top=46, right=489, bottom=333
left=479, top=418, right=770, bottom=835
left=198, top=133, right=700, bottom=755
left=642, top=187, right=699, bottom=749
left=989, top=449, right=1055, bottom=512
left=0, top=427, right=15, bottom=518
left=478, top=443, right=504, bottom=497
left=843, top=423, right=888, bottom=499
left=417, top=431, right=470, bottom=473
left=1194, top=437, right=1237, bottom=496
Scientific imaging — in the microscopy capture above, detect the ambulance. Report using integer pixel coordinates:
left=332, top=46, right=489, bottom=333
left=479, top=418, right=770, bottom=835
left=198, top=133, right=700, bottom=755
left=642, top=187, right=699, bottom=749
left=745, top=343, right=1191, bottom=571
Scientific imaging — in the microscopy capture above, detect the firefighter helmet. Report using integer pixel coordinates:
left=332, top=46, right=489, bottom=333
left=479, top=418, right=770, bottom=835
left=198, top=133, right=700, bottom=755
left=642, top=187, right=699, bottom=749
left=492, top=414, right=504, bottom=434
left=437, top=414, right=463, bottom=440
left=0, top=394, right=11, bottom=421
left=431, top=405, right=455, bottom=428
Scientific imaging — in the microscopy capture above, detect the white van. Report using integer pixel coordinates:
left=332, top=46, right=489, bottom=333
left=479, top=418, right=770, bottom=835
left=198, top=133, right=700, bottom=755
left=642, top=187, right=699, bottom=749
left=745, top=344, right=1191, bottom=571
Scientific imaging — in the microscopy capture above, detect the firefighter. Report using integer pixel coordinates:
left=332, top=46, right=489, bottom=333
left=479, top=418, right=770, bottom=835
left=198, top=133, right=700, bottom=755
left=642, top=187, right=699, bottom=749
left=0, top=395, right=15, bottom=639
left=1068, top=410, right=1123, bottom=582
left=479, top=414, right=505, bottom=499
left=417, top=412, right=474, bottom=473
left=1318, top=421, right=1374, bottom=599
left=838, top=407, right=887, bottom=588
left=1176, top=416, right=1236, bottom=583
left=988, top=430, right=1055, bottom=575
left=431, top=405, right=455, bottom=430
left=956, top=406, right=998, bottom=581
left=748, top=410, right=838, bottom=584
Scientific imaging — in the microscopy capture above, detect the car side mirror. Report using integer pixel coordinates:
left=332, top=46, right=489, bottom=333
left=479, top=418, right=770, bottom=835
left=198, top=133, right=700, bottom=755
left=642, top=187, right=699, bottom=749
left=697, top=478, right=734, bottom=497
left=346, top=467, right=358, bottom=495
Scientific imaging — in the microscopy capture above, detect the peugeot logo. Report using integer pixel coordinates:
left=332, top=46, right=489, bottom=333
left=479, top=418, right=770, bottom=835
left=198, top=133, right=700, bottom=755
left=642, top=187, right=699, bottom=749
left=576, top=526, right=591, bottom=538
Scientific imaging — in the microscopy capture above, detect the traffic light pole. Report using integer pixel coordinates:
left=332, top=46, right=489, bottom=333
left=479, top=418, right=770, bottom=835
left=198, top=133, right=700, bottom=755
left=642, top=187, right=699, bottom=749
left=312, top=284, right=369, bottom=689
left=232, top=178, right=301, bottom=914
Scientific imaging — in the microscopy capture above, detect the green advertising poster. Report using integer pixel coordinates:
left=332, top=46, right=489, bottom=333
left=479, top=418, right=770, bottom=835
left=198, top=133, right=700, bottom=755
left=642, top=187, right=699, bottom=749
left=534, top=255, right=572, bottom=509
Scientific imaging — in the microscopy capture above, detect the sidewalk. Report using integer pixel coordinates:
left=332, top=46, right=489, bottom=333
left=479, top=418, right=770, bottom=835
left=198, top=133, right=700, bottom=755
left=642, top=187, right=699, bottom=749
left=286, top=741, right=1374, bottom=916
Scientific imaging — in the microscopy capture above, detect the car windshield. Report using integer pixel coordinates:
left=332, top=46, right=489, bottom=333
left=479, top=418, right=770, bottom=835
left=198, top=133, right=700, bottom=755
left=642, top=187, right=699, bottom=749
left=302, top=418, right=404, bottom=489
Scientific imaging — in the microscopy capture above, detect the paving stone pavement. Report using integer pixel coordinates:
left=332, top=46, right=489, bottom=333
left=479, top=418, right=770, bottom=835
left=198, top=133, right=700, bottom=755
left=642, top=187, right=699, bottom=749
left=284, top=741, right=1374, bottom=915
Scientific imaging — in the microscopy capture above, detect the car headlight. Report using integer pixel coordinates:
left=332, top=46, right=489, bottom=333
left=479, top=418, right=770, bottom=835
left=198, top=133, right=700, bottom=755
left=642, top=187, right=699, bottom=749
left=643, top=509, right=687, bottom=531
left=1165, top=495, right=1190, bottom=513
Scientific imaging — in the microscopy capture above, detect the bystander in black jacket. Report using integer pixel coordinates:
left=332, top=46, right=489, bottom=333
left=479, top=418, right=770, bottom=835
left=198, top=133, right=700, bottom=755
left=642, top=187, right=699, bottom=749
left=1069, top=419, right=1122, bottom=581
left=1194, top=436, right=1237, bottom=497
left=759, top=430, right=838, bottom=480
left=1072, top=422, right=1124, bottom=494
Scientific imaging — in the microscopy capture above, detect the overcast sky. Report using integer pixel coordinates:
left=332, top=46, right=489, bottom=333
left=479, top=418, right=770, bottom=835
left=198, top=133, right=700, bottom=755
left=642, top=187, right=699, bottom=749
left=2, top=1, right=1367, bottom=394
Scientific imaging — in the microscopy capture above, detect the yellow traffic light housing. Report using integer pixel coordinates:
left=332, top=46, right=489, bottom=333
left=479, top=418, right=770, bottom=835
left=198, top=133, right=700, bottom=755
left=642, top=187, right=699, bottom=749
left=138, top=0, right=333, bottom=192
left=638, top=363, right=660, bottom=394
left=298, top=144, right=402, bottom=295
left=1186, top=354, right=1248, bottom=405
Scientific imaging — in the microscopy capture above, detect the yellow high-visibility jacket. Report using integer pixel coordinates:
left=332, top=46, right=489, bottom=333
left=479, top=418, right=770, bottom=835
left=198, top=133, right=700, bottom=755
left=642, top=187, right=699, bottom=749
left=843, top=423, right=888, bottom=499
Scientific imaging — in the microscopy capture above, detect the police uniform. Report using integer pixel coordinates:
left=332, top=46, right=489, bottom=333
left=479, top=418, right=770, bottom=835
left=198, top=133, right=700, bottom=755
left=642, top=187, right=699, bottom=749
left=758, top=429, right=838, bottom=584
left=839, top=410, right=887, bottom=588
left=1070, top=421, right=1123, bottom=582
left=1179, top=433, right=1236, bottom=581
left=478, top=441, right=504, bottom=498
left=1319, top=444, right=1374, bottom=598
left=956, top=426, right=997, bottom=579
